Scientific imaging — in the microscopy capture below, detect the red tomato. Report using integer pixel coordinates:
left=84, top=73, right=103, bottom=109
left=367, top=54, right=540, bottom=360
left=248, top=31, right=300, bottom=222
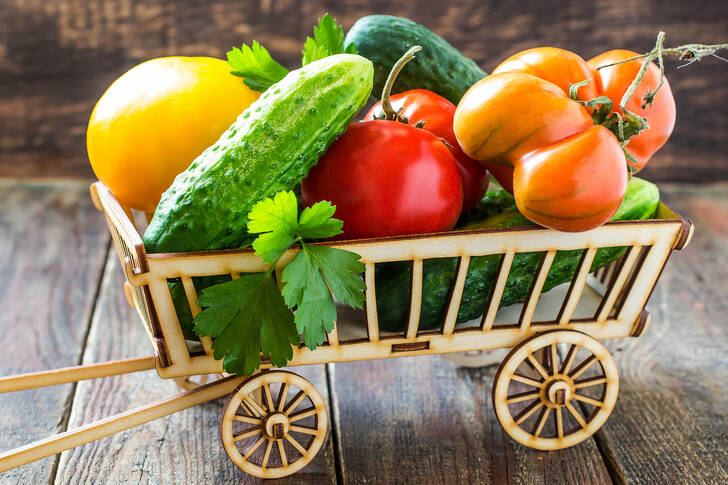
left=588, top=50, right=676, bottom=172
left=301, top=120, right=463, bottom=239
left=365, top=89, right=489, bottom=211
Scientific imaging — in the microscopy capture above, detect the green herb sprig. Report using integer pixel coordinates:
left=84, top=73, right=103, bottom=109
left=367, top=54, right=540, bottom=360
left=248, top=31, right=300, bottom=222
left=194, top=191, right=365, bottom=375
left=227, top=13, right=356, bottom=92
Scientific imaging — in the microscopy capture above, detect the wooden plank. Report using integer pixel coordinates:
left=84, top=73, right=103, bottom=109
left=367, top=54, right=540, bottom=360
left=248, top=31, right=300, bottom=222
left=3, top=0, right=727, bottom=181
left=591, top=184, right=728, bottom=484
left=0, top=180, right=109, bottom=484
left=328, top=356, right=611, bottom=484
left=53, top=254, right=337, bottom=484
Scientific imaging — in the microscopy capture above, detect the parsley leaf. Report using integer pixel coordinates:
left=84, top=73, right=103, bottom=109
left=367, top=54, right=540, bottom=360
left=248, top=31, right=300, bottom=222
left=195, top=273, right=298, bottom=375
left=193, top=191, right=365, bottom=374
left=227, top=40, right=289, bottom=92
left=282, top=242, right=366, bottom=348
left=248, top=191, right=300, bottom=263
left=302, top=13, right=358, bottom=65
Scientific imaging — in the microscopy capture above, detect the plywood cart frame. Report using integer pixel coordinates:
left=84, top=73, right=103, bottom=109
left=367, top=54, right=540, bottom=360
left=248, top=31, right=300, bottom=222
left=0, top=182, right=692, bottom=478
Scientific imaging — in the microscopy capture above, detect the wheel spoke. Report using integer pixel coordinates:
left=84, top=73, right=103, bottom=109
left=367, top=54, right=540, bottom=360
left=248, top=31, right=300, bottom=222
left=574, top=376, right=608, bottom=389
left=233, top=415, right=262, bottom=425
left=570, top=354, right=598, bottom=380
left=277, top=382, right=290, bottom=412
left=286, top=433, right=308, bottom=455
left=234, top=427, right=261, bottom=442
left=261, top=439, right=274, bottom=468
left=510, top=373, right=543, bottom=388
left=565, top=402, right=587, bottom=428
left=526, top=353, right=550, bottom=380
left=263, top=383, right=275, bottom=412
left=243, top=395, right=267, bottom=417
left=506, top=391, right=540, bottom=404
left=277, top=439, right=288, bottom=467
left=559, top=344, right=578, bottom=375
left=243, top=435, right=265, bottom=459
left=550, top=344, right=559, bottom=376
left=514, top=400, right=544, bottom=425
left=572, top=393, right=605, bottom=408
left=283, top=390, right=307, bottom=415
left=556, top=407, right=564, bottom=438
left=290, top=424, right=318, bottom=436
left=289, top=406, right=318, bottom=422
left=532, top=407, right=551, bottom=438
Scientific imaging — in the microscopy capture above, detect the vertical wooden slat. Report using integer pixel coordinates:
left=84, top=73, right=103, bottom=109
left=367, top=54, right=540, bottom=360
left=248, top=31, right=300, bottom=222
left=596, top=245, right=642, bottom=321
left=613, top=246, right=652, bottom=318
left=442, top=256, right=471, bottom=335
left=364, top=262, right=379, bottom=342
left=405, top=259, right=424, bottom=339
left=557, top=248, right=598, bottom=325
left=518, top=250, right=557, bottom=331
left=230, top=271, right=241, bottom=280
left=481, top=251, right=515, bottom=331
left=180, top=276, right=212, bottom=355
left=147, top=279, right=192, bottom=367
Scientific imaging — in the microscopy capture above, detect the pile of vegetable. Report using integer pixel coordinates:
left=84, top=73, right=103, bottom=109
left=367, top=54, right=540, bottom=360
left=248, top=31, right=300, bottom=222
left=86, top=14, right=726, bottom=374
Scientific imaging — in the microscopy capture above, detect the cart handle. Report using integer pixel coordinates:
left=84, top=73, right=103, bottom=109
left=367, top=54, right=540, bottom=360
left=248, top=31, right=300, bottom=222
left=0, top=356, right=156, bottom=393
left=0, top=374, right=245, bottom=473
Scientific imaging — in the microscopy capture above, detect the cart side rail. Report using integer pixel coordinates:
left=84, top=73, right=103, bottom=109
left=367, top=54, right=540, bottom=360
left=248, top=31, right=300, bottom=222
left=138, top=214, right=683, bottom=378
left=91, top=183, right=690, bottom=378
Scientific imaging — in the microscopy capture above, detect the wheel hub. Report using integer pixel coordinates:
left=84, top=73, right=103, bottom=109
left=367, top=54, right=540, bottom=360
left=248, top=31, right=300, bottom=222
left=264, top=412, right=290, bottom=439
left=543, top=378, right=572, bottom=407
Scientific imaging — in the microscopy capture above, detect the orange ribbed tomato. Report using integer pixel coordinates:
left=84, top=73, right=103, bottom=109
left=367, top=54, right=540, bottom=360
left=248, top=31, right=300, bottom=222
left=87, top=57, right=260, bottom=211
left=454, top=72, right=627, bottom=232
left=492, top=47, right=676, bottom=174
left=493, top=47, right=598, bottom=101
left=588, top=50, right=676, bottom=172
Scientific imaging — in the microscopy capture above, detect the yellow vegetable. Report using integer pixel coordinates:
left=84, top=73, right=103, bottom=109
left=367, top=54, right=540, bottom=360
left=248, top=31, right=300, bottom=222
left=87, top=57, right=260, bottom=211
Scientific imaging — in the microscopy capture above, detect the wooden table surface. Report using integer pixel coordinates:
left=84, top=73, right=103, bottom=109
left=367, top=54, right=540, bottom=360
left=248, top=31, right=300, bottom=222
left=0, top=179, right=726, bottom=485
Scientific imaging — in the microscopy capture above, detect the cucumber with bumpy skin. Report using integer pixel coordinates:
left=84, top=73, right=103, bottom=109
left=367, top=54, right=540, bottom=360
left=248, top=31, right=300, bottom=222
left=345, top=15, right=487, bottom=105
left=375, top=177, right=660, bottom=331
left=143, top=54, right=373, bottom=254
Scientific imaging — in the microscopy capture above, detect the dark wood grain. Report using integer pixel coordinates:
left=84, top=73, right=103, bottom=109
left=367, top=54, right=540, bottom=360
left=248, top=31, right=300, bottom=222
left=592, top=183, right=728, bottom=485
left=1, top=0, right=727, bottom=182
left=52, top=252, right=337, bottom=484
left=328, top=356, right=612, bottom=484
left=0, top=180, right=109, bottom=484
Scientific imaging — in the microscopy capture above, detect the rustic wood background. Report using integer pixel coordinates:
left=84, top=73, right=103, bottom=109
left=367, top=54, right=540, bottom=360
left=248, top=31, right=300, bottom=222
left=1, top=0, right=727, bottom=182
left=2, top=179, right=727, bottom=484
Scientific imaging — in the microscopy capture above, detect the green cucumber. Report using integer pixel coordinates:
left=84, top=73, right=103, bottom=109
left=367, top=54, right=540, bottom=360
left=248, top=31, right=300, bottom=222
left=143, top=54, right=373, bottom=254
left=344, top=15, right=487, bottom=105
left=375, top=177, right=660, bottom=331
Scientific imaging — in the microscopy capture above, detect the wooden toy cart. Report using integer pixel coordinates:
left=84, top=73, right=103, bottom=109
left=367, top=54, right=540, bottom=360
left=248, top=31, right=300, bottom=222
left=0, top=182, right=692, bottom=478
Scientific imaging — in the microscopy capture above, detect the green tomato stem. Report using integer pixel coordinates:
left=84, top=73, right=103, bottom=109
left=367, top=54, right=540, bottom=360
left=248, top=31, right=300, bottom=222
left=380, top=45, right=422, bottom=120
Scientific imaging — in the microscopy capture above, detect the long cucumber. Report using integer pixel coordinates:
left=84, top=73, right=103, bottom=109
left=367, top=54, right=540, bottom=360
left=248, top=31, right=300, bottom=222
left=374, top=177, right=660, bottom=331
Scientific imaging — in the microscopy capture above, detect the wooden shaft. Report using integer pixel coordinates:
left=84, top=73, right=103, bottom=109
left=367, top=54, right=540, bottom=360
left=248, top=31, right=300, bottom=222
left=0, top=375, right=244, bottom=473
left=0, top=356, right=156, bottom=393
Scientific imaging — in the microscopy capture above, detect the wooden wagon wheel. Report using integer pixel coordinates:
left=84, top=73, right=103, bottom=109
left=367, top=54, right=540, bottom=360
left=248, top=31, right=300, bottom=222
left=493, top=329, right=619, bottom=450
left=220, top=370, right=328, bottom=478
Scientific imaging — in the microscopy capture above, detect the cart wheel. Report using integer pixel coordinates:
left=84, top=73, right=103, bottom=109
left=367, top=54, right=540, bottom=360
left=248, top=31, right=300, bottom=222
left=493, top=329, right=619, bottom=450
left=220, top=370, right=328, bottom=479
left=173, top=373, right=225, bottom=391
